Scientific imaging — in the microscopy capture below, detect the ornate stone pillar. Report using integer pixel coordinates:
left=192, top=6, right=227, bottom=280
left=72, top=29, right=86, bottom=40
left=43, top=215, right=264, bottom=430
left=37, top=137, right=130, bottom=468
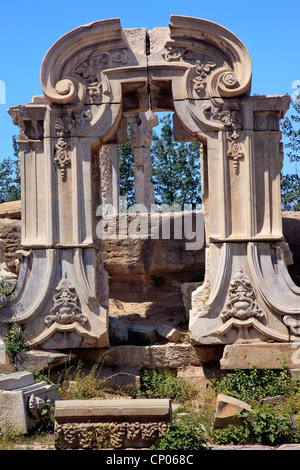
left=188, top=95, right=292, bottom=344
left=5, top=101, right=109, bottom=349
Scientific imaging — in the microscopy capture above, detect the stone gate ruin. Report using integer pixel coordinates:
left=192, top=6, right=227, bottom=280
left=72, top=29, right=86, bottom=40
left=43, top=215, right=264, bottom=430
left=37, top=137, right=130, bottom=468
left=3, top=15, right=298, bottom=352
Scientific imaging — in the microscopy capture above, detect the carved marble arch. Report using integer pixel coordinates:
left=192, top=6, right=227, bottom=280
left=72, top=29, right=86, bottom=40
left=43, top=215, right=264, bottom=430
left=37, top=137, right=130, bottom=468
left=6, top=15, right=300, bottom=350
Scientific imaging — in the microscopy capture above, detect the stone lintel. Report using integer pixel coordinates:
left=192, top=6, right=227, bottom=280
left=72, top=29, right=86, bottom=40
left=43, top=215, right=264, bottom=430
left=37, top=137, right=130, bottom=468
left=55, top=398, right=171, bottom=419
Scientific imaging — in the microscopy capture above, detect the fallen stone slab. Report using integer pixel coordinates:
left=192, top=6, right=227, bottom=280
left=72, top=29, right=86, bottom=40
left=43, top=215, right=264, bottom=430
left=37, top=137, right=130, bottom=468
left=14, top=349, right=73, bottom=372
left=0, top=371, right=34, bottom=390
left=54, top=398, right=171, bottom=449
left=276, top=443, right=300, bottom=450
left=156, top=324, right=186, bottom=343
left=0, top=348, right=72, bottom=374
left=213, top=393, right=252, bottom=429
left=220, top=342, right=300, bottom=370
left=208, top=444, right=274, bottom=450
left=208, top=443, right=300, bottom=450
left=0, top=371, right=60, bottom=434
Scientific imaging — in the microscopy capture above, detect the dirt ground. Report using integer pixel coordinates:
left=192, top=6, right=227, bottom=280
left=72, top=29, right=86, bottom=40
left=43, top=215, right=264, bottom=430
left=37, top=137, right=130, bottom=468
left=108, top=277, right=192, bottom=330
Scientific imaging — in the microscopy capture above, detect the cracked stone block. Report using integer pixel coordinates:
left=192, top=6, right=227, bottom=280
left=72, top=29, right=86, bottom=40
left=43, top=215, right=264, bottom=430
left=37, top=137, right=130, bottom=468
left=213, top=394, right=252, bottom=430
left=0, top=371, right=34, bottom=390
left=0, top=371, right=60, bottom=433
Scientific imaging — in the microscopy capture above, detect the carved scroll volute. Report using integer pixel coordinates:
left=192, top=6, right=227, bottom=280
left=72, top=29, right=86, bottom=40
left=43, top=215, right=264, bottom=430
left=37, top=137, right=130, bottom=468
left=168, top=15, right=252, bottom=100
left=40, top=19, right=125, bottom=106
left=155, top=16, right=252, bottom=139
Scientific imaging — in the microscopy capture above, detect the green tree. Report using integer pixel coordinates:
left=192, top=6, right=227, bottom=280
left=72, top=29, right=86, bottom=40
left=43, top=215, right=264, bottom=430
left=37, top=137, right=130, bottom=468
left=118, top=125, right=134, bottom=206
left=281, top=88, right=300, bottom=210
left=281, top=90, right=300, bottom=165
left=0, top=135, right=21, bottom=203
left=118, top=114, right=202, bottom=209
left=151, top=113, right=201, bottom=209
left=281, top=173, right=300, bottom=211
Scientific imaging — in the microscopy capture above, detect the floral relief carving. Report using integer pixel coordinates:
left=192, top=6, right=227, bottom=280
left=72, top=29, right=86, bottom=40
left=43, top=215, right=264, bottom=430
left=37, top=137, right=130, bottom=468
left=45, top=271, right=87, bottom=327
left=74, top=50, right=128, bottom=101
left=162, top=45, right=217, bottom=98
left=162, top=45, right=186, bottom=62
left=54, top=138, right=71, bottom=181
left=227, top=129, right=244, bottom=174
left=221, top=269, right=265, bottom=322
left=55, top=420, right=170, bottom=449
left=55, top=110, right=92, bottom=137
left=192, top=59, right=216, bottom=97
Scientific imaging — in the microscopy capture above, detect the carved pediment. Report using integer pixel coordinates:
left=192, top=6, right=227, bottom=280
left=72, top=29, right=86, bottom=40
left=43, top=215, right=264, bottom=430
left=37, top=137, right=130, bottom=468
left=40, top=16, right=252, bottom=139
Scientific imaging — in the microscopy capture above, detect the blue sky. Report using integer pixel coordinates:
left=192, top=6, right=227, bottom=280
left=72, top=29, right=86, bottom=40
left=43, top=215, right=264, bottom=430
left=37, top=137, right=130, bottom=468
left=0, top=0, right=299, bottom=174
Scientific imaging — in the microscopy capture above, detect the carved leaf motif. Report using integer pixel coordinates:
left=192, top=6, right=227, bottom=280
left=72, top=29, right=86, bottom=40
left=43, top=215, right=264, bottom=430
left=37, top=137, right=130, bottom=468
left=55, top=110, right=92, bottom=136
left=74, top=50, right=128, bottom=101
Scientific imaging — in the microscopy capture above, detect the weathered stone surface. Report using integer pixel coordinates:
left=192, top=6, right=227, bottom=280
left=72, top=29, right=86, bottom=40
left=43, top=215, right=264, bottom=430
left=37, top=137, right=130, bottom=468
left=109, top=316, right=128, bottom=345
left=0, top=218, right=21, bottom=273
left=209, top=442, right=300, bottom=450
left=220, top=342, right=300, bottom=370
left=0, top=200, right=21, bottom=220
left=181, top=282, right=203, bottom=317
left=0, top=390, right=27, bottom=433
left=156, top=324, right=185, bottom=343
left=13, top=350, right=73, bottom=373
left=55, top=398, right=170, bottom=419
left=127, top=325, right=157, bottom=345
left=103, top=211, right=205, bottom=280
left=208, top=444, right=274, bottom=450
left=0, top=371, right=34, bottom=390
left=54, top=398, right=171, bottom=449
left=0, top=371, right=60, bottom=433
left=99, top=367, right=140, bottom=390
left=83, top=344, right=224, bottom=371
left=213, top=393, right=252, bottom=429
left=177, top=365, right=221, bottom=391
left=0, top=340, right=13, bottom=374
left=277, top=444, right=300, bottom=450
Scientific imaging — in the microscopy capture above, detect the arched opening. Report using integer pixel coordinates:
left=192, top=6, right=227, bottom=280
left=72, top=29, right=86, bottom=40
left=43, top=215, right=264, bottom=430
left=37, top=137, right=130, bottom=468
left=91, top=109, right=205, bottom=341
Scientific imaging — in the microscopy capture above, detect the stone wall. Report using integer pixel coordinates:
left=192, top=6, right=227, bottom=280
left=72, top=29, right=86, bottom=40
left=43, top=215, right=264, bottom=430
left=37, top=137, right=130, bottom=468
left=1, top=201, right=300, bottom=325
